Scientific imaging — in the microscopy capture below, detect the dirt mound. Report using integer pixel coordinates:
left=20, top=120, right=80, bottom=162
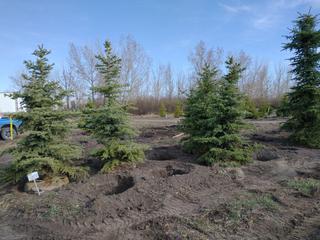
left=255, top=146, right=280, bottom=161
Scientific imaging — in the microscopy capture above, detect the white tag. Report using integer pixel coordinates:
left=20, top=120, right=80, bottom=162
left=27, top=172, right=39, bottom=182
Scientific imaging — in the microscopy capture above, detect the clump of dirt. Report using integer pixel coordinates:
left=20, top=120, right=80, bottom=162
left=165, top=164, right=193, bottom=176
left=255, top=146, right=280, bottom=161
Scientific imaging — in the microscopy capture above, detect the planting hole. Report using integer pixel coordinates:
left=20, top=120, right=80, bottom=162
left=166, top=165, right=191, bottom=176
left=105, top=176, right=135, bottom=195
left=146, top=146, right=179, bottom=160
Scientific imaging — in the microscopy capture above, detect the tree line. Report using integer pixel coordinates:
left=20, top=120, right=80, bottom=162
left=11, top=36, right=291, bottom=114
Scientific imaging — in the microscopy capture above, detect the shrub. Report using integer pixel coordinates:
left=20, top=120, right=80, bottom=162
left=257, top=100, right=272, bottom=118
left=159, top=102, right=167, bottom=117
left=242, top=96, right=259, bottom=119
left=276, top=94, right=290, bottom=117
left=174, top=101, right=183, bottom=118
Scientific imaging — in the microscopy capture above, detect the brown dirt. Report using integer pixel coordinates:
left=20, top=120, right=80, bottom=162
left=0, top=117, right=320, bottom=239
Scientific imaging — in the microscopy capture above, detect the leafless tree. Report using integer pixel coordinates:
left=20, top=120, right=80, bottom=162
left=176, top=71, right=188, bottom=98
left=58, top=67, right=77, bottom=109
left=272, top=63, right=291, bottom=98
left=236, top=51, right=252, bottom=93
left=255, top=63, right=270, bottom=99
left=68, top=43, right=101, bottom=103
left=151, top=64, right=165, bottom=102
left=10, top=69, right=27, bottom=91
left=164, top=64, right=174, bottom=99
left=188, top=41, right=224, bottom=85
left=234, top=51, right=271, bottom=99
left=119, top=35, right=151, bottom=101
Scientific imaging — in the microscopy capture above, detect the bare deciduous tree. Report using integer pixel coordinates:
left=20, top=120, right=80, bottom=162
left=176, top=71, right=188, bottom=98
left=68, top=43, right=101, bottom=103
left=58, top=67, right=76, bottom=109
left=272, top=63, right=291, bottom=98
left=119, top=35, right=151, bottom=101
left=164, top=64, right=174, bottom=99
left=10, top=69, right=27, bottom=91
left=189, top=41, right=223, bottom=73
left=151, top=65, right=164, bottom=102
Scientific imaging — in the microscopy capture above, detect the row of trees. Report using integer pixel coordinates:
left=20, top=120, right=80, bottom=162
left=3, top=11, right=319, bottom=186
left=11, top=37, right=291, bottom=113
left=2, top=40, right=145, bottom=184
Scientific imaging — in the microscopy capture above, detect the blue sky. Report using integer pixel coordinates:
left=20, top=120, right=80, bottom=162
left=0, top=0, right=320, bottom=91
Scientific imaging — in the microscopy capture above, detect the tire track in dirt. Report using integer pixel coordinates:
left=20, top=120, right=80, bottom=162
left=9, top=161, right=204, bottom=239
left=4, top=121, right=320, bottom=239
left=65, top=163, right=200, bottom=238
left=285, top=204, right=320, bottom=240
left=287, top=215, right=320, bottom=240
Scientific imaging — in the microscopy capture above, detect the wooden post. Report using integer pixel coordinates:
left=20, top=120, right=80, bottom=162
left=33, top=179, right=41, bottom=196
left=9, top=115, right=13, bottom=140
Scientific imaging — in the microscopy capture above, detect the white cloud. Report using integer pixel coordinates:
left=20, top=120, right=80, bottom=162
left=275, top=0, right=320, bottom=8
left=220, top=3, right=252, bottom=13
left=253, top=16, right=277, bottom=29
left=220, top=0, right=320, bottom=31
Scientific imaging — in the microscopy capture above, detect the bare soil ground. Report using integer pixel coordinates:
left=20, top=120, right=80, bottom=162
left=0, top=116, right=320, bottom=240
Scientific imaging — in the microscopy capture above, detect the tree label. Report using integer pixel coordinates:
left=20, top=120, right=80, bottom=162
left=27, top=172, right=41, bottom=196
left=27, top=172, right=39, bottom=181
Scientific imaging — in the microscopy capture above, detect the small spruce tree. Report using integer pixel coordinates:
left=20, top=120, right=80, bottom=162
left=159, top=102, right=167, bottom=117
left=174, top=101, right=183, bottom=118
left=180, top=59, right=252, bottom=166
left=276, top=94, right=290, bottom=117
left=3, top=45, right=85, bottom=183
left=81, top=40, right=145, bottom=172
left=242, top=96, right=259, bottom=119
left=283, top=12, right=320, bottom=147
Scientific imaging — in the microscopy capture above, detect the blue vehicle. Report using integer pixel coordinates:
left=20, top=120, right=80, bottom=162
left=0, top=117, right=23, bottom=140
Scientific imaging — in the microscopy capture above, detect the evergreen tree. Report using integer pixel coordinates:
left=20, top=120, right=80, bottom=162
left=81, top=40, right=144, bottom=172
left=159, top=102, right=167, bottom=117
left=276, top=94, right=290, bottom=117
left=283, top=12, right=320, bottom=147
left=174, top=101, right=183, bottom=118
left=180, top=59, right=251, bottom=166
left=3, top=45, right=86, bottom=183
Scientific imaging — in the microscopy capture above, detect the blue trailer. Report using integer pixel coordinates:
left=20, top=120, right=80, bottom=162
left=0, top=117, right=22, bottom=140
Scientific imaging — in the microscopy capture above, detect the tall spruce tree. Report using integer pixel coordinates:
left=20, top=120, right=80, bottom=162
left=81, top=40, right=144, bottom=172
left=180, top=58, right=251, bottom=165
left=283, top=12, right=320, bottom=147
left=3, top=45, right=86, bottom=183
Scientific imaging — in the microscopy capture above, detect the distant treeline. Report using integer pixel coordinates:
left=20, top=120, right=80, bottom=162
left=11, top=36, right=291, bottom=114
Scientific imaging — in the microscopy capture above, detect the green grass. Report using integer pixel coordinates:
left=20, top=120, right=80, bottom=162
left=287, top=178, right=320, bottom=196
left=41, top=202, right=81, bottom=220
left=228, top=194, right=278, bottom=222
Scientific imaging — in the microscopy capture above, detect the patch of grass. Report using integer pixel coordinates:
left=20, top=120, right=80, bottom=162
left=287, top=178, right=320, bottom=196
left=41, top=202, right=81, bottom=220
left=228, top=194, right=278, bottom=222
left=42, top=204, right=60, bottom=219
left=219, top=161, right=242, bottom=168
